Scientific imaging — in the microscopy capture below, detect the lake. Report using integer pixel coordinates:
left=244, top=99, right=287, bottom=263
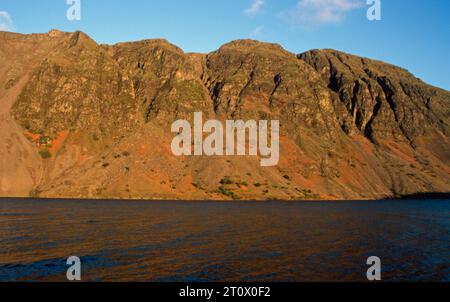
left=0, top=199, right=449, bottom=282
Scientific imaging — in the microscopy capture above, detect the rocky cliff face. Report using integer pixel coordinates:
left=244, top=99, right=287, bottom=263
left=299, top=49, right=450, bottom=143
left=1, top=30, right=449, bottom=200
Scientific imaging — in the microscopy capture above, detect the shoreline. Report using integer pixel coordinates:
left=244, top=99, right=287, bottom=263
left=1, top=193, right=449, bottom=203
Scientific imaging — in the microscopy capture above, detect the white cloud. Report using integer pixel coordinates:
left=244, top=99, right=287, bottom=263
left=245, top=0, right=265, bottom=16
left=250, top=25, right=264, bottom=38
left=282, top=0, right=364, bottom=27
left=0, top=11, right=14, bottom=31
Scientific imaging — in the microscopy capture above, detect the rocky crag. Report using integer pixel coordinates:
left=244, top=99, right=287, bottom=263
left=1, top=30, right=449, bottom=200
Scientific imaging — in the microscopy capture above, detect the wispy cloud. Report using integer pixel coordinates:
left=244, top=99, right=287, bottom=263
left=245, top=0, right=265, bottom=16
left=250, top=25, right=264, bottom=38
left=281, top=0, right=364, bottom=28
left=0, top=11, right=14, bottom=31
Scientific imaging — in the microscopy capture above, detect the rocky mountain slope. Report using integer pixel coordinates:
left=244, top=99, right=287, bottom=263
left=1, top=30, right=449, bottom=200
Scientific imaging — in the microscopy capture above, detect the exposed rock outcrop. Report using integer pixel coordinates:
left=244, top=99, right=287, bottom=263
left=1, top=30, right=449, bottom=200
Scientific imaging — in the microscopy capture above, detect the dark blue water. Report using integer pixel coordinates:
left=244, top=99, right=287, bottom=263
left=0, top=199, right=449, bottom=281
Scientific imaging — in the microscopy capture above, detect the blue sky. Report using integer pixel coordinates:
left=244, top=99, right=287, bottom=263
left=1, top=0, right=449, bottom=89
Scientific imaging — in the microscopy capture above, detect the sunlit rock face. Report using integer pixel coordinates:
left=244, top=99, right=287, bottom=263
left=1, top=30, right=449, bottom=200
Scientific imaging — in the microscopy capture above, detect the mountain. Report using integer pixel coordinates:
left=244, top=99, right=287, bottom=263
left=0, top=30, right=449, bottom=200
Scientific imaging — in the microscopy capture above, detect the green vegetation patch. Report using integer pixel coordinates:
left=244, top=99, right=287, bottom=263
left=38, top=149, right=52, bottom=159
left=218, top=185, right=239, bottom=200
